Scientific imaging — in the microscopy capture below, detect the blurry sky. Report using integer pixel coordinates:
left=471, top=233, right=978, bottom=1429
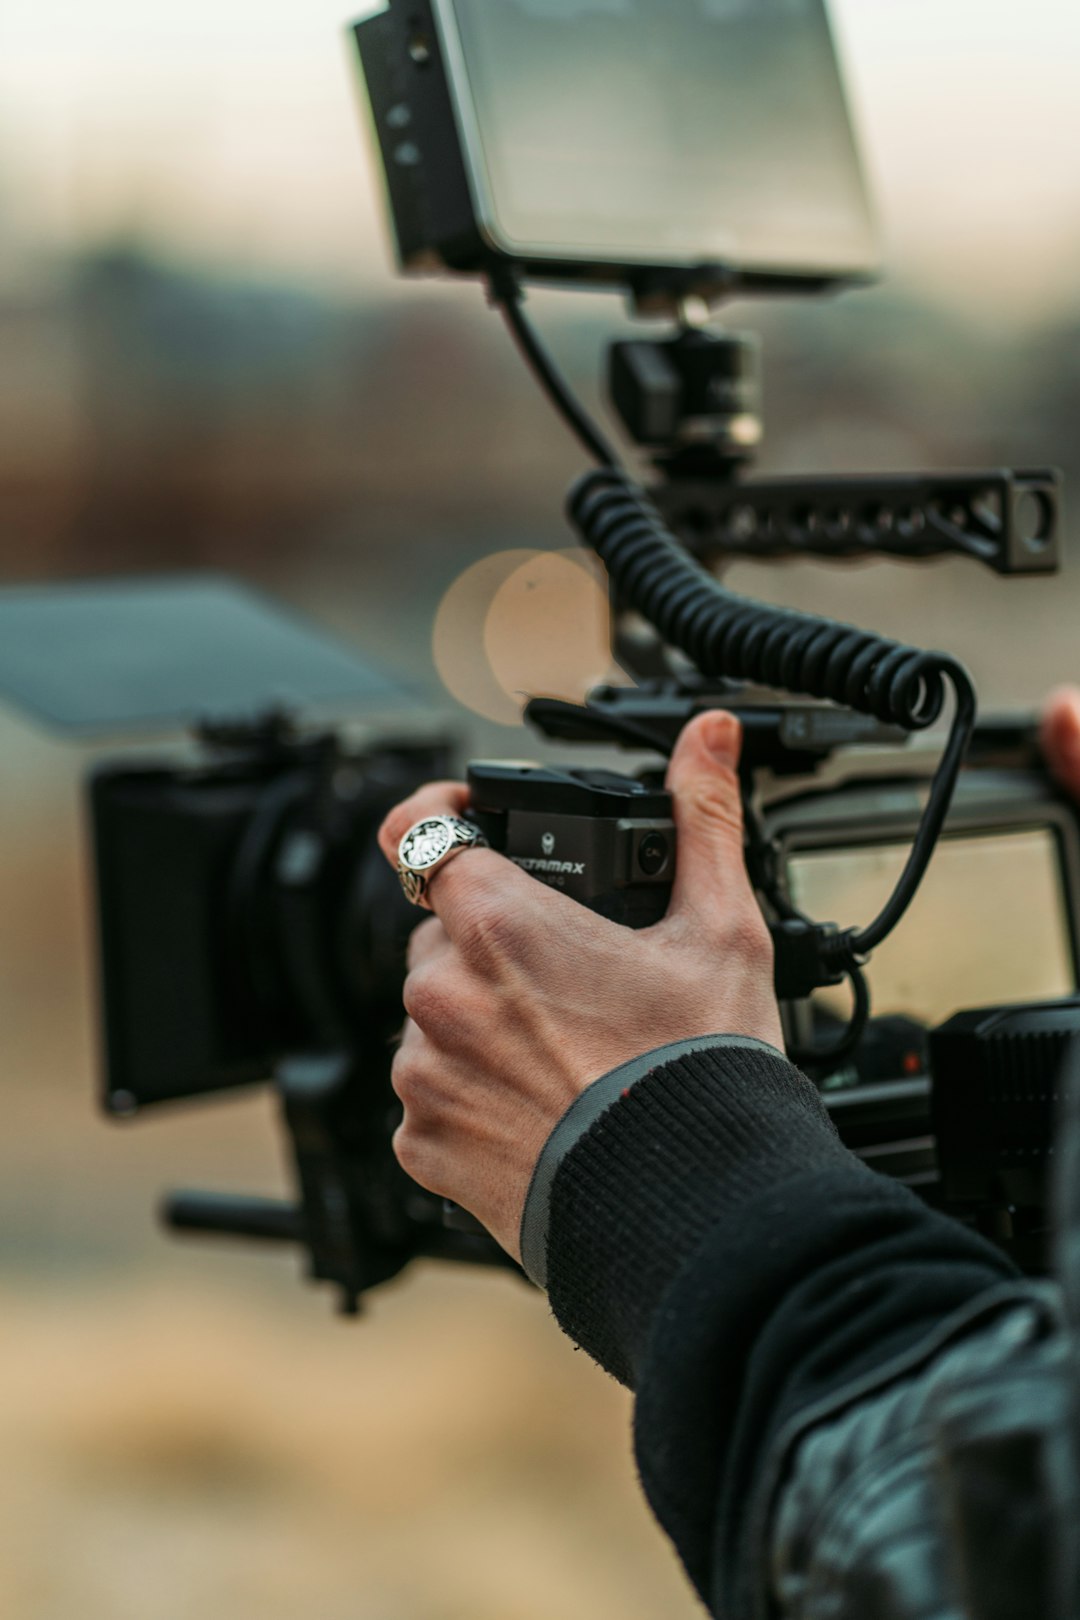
left=1, top=0, right=1078, bottom=319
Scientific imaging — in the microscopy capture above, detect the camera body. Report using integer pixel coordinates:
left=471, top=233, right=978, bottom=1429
left=467, top=763, right=675, bottom=928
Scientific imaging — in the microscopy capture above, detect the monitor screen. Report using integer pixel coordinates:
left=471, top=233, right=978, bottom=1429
left=788, top=828, right=1076, bottom=1029
left=439, top=0, right=877, bottom=276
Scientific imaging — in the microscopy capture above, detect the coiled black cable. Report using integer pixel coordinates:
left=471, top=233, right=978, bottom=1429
left=569, top=469, right=977, bottom=963
left=571, top=472, right=951, bottom=731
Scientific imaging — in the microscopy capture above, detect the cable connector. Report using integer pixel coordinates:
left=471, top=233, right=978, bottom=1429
left=772, top=919, right=847, bottom=1001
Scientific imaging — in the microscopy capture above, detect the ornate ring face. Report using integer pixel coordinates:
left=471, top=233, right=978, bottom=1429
left=397, top=816, right=486, bottom=908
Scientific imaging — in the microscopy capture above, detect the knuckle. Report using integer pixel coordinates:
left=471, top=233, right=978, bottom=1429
left=391, top=1051, right=445, bottom=1128
left=390, top=1046, right=421, bottom=1107
left=393, top=1123, right=437, bottom=1189
left=401, top=965, right=457, bottom=1039
left=456, top=891, right=516, bottom=964
left=727, top=903, right=773, bottom=970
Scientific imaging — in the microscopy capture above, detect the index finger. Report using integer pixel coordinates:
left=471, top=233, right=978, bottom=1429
left=378, top=781, right=471, bottom=868
left=379, top=780, right=574, bottom=951
left=423, top=845, right=535, bottom=946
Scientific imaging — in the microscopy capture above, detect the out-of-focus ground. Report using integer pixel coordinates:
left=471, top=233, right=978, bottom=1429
left=1, top=5, right=1080, bottom=1612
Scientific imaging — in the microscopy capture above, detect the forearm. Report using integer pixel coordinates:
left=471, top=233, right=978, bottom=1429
left=539, top=1041, right=1022, bottom=1616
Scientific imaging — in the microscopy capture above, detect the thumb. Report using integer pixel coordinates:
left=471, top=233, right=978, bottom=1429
left=663, top=710, right=753, bottom=930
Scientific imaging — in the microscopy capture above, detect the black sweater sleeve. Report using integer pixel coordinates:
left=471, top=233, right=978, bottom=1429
left=542, top=1044, right=1020, bottom=1618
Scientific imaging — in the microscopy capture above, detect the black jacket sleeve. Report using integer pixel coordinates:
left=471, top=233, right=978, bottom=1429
left=539, top=1042, right=1021, bottom=1618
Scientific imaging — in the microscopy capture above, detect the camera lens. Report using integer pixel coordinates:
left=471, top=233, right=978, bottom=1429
left=638, top=833, right=671, bottom=878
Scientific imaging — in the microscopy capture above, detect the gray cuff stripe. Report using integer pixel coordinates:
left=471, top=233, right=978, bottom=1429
left=518, top=1035, right=785, bottom=1288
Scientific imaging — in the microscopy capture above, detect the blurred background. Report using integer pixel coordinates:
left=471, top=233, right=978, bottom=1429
left=0, top=2, right=1078, bottom=1615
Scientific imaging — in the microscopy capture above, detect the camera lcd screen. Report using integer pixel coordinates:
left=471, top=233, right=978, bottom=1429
left=788, top=828, right=1076, bottom=1029
left=437, top=0, right=877, bottom=277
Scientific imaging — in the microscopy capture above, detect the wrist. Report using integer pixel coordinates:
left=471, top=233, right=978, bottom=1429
left=520, top=1033, right=787, bottom=1287
left=539, top=1043, right=851, bottom=1387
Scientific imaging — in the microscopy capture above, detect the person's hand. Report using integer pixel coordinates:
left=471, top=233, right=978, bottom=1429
left=1041, top=687, right=1080, bottom=800
left=377, top=711, right=783, bottom=1261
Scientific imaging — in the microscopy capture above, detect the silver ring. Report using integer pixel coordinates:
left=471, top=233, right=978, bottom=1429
left=397, top=815, right=488, bottom=909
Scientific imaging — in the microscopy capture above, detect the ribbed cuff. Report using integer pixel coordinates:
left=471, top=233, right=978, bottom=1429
left=519, top=1035, right=785, bottom=1287
left=544, top=1045, right=853, bottom=1388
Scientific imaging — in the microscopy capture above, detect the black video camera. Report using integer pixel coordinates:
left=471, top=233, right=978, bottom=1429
left=7, top=0, right=1076, bottom=1308
left=85, top=675, right=1080, bottom=1301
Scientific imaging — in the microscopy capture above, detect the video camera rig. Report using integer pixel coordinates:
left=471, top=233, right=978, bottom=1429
left=12, top=0, right=1079, bottom=1310
left=82, top=279, right=1074, bottom=1304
